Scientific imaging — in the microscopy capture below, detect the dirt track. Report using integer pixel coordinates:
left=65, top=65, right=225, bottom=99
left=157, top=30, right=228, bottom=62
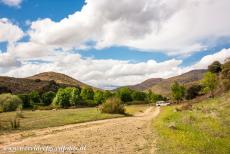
left=0, top=107, right=160, bottom=154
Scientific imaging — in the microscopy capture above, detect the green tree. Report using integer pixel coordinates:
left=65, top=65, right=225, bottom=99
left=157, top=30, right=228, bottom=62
left=52, top=88, right=70, bottom=108
left=29, top=91, right=41, bottom=105
left=94, top=90, right=105, bottom=105
left=171, top=82, right=186, bottom=103
left=69, top=88, right=81, bottom=106
left=80, top=87, right=94, bottom=100
left=201, top=72, right=218, bottom=98
left=208, top=61, right=222, bottom=74
left=41, top=91, right=56, bottom=106
left=18, top=94, right=31, bottom=108
left=103, top=90, right=113, bottom=100
left=131, top=91, right=146, bottom=101
left=185, top=84, right=202, bottom=100
left=221, top=58, right=230, bottom=91
left=116, top=87, right=133, bottom=103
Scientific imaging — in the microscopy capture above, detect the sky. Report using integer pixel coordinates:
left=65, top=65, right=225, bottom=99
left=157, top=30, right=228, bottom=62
left=0, top=0, right=230, bottom=89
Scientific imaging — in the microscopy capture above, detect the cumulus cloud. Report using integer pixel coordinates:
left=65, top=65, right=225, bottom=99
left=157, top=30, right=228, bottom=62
left=2, top=52, right=184, bottom=89
left=28, top=0, right=230, bottom=55
left=0, top=18, right=24, bottom=43
left=0, top=0, right=22, bottom=7
left=192, top=48, right=230, bottom=69
left=0, top=53, right=21, bottom=68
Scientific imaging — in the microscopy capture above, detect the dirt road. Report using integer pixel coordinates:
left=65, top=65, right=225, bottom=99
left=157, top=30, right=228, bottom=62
left=0, top=107, right=160, bottom=154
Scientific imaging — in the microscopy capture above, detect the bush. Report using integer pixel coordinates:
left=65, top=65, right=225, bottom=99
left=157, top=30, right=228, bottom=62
left=0, top=94, right=22, bottom=112
left=171, top=82, right=186, bottom=103
left=42, top=91, right=56, bottom=106
left=221, top=58, right=230, bottom=91
left=100, top=97, right=125, bottom=114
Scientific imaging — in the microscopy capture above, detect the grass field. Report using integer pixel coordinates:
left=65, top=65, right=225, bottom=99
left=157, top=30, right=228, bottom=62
left=152, top=92, right=230, bottom=154
left=0, top=104, right=149, bottom=134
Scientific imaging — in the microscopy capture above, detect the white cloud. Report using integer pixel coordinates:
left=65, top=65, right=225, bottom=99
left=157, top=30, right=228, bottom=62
left=0, top=52, right=21, bottom=68
left=1, top=0, right=22, bottom=7
left=192, top=48, right=230, bottom=69
left=0, top=18, right=24, bottom=43
left=28, top=0, right=230, bottom=55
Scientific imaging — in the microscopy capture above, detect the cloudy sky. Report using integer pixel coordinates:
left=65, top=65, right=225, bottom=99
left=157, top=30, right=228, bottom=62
left=0, top=0, right=230, bottom=89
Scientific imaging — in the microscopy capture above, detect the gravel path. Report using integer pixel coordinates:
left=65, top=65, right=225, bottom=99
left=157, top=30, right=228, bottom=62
left=0, top=107, right=160, bottom=154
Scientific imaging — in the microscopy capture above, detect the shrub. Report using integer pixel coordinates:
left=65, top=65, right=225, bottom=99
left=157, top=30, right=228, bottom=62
left=42, top=91, right=56, bottom=106
left=0, top=94, right=22, bottom=112
left=10, top=117, right=20, bottom=129
left=100, top=97, right=125, bottom=114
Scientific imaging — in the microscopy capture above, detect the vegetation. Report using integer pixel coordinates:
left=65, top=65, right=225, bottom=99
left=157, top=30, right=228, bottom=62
left=80, top=87, right=94, bottom=100
left=41, top=91, right=56, bottom=106
left=221, top=58, right=230, bottom=91
left=100, top=97, right=125, bottom=114
left=171, top=82, right=186, bottom=103
left=201, top=72, right=218, bottom=97
left=208, top=61, right=222, bottom=74
left=116, top=87, right=133, bottom=102
left=185, top=84, right=202, bottom=100
left=0, top=94, right=22, bottom=112
left=153, top=92, right=230, bottom=154
left=0, top=105, right=145, bottom=133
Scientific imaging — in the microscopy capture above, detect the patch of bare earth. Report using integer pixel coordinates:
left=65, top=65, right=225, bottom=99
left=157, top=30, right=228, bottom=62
left=0, top=107, right=159, bottom=154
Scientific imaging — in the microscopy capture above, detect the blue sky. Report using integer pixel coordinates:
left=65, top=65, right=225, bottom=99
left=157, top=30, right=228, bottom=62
left=0, top=0, right=230, bottom=89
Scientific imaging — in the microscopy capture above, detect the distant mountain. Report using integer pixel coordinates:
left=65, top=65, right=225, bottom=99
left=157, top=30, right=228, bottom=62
left=0, top=72, right=95, bottom=94
left=149, top=69, right=207, bottom=96
left=124, top=78, right=163, bottom=91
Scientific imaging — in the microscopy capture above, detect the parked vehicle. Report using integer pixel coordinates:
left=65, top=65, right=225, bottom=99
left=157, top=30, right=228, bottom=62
left=156, top=101, right=170, bottom=107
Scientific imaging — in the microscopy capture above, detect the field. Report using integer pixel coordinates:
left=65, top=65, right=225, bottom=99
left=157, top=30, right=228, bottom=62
left=153, top=92, right=230, bottom=154
left=0, top=104, right=149, bottom=134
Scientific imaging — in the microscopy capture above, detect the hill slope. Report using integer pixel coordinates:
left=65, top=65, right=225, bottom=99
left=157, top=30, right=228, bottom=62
left=125, top=78, right=163, bottom=91
left=149, top=69, right=207, bottom=96
left=27, top=72, right=87, bottom=87
left=0, top=72, right=94, bottom=94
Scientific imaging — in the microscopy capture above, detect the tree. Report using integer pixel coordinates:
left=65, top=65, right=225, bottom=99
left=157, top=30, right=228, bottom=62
left=147, top=90, right=166, bottom=103
left=69, top=88, right=81, bottom=106
left=103, top=90, right=113, bottom=99
left=221, top=58, right=230, bottom=91
left=208, top=61, right=222, bottom=74
left=52, top=88, right=70, bottom=108
left=80, top=87, right=94, bottom=100
left=116, top=87, right=133, bottom=103
left=29, top=91, right=41, bottom=105
left=131, top=91, right=146, bottom=101
left=42, top=91, right=56, bottom=106
left=185, top=84, right=202, bottom=100
left=171, top=82, right=186, bottom=103
left=18, top=94, right=31, bottom=108
left=201, top=72, right=218, bottom=97
left=94, top=90, right=105, bottom=105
